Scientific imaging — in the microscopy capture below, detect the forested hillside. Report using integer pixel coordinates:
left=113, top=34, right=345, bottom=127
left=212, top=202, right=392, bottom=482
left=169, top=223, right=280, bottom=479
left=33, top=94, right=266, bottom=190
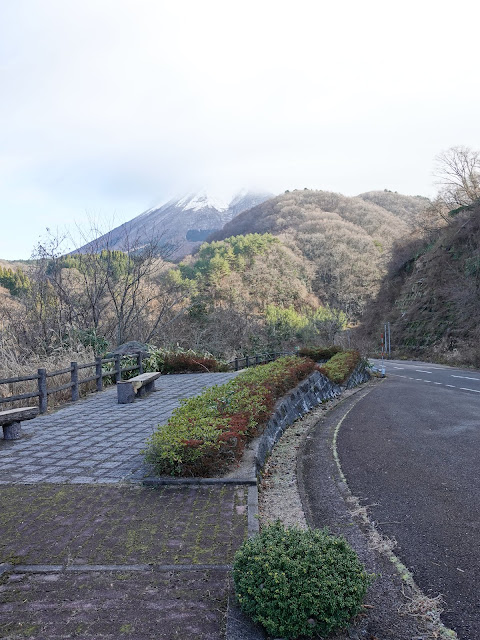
left=6, top=147, right=480, bottom=370
left=208, top=189, right=428, bottom=317
left=0, top=232, right=345, bottom=369
left=360, top=201, right=480, bottom=365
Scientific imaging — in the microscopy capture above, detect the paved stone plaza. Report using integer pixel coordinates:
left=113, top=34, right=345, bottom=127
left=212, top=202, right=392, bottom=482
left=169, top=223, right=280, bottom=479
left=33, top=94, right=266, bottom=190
left=0, top=372, right=240, bottom=484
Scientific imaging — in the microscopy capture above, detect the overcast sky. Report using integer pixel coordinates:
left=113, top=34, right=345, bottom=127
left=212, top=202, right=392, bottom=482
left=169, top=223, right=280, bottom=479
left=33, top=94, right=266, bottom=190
left=1, top=0, right=479, bottom=259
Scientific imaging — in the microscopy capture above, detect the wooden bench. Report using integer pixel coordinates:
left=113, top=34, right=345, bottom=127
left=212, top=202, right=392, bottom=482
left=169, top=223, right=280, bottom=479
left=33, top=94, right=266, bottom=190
left=0, top=407, right=39, bottom=440
left=117, top=372, right=161, bottom=404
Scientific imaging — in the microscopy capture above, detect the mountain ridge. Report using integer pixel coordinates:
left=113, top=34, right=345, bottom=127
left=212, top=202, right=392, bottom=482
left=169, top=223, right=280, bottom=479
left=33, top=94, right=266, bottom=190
left=74, top=189, right=273, bottom=259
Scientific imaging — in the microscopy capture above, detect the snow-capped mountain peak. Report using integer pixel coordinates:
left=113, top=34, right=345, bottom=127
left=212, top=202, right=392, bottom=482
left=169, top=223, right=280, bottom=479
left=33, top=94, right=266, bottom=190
left=75, top=188, right=273, bottom=260
left=177, top=191, right=230, bottom=212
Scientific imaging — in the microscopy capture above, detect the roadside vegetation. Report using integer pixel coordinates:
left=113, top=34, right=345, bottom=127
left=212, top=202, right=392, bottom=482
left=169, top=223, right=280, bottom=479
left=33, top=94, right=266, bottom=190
left=233, top=521, right=372, bottom=639
left=319, top=349, right=362, bottom=384
left=360, top=146, right=480, bottom=366
left=144, top=356, right=318, bottom=476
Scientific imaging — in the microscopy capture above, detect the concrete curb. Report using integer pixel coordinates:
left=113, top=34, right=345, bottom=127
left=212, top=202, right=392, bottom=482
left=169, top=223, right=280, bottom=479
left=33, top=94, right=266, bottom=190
left=5, top=563, right=232, bottom=573
left=142, top=477, right=256, bottom=486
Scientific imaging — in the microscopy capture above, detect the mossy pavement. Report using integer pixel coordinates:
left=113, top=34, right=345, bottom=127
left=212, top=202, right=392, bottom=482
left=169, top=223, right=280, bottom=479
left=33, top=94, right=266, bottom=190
left=0, top=373, right=248, bottom=640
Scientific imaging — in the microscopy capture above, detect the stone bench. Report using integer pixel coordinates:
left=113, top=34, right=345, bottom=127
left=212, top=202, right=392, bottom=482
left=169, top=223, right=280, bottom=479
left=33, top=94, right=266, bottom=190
left=117, top=372, right=161, bottom=404
left=0, top=407, right=39, bottom=440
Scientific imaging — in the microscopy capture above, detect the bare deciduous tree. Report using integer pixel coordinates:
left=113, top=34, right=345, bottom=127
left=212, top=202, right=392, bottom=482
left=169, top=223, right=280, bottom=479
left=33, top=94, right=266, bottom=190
left=434, top=145, right=480, bottom=208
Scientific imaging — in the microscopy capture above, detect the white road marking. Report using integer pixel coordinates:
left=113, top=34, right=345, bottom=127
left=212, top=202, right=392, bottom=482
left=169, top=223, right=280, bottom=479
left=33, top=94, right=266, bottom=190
left=459, top=387, right=480, bottom=393
left=433, top=382, right=442, bottom=385
left=416, top=369, right=431, bottom=373
left=451, top=375, right=480, bottom=381
left=393, top=367, right=405, bottom=370
left=423, top=380, right=432, bottom=383
left=415, top=378, right=423, bottom=381
left=446, top=384, right=455, bottom=388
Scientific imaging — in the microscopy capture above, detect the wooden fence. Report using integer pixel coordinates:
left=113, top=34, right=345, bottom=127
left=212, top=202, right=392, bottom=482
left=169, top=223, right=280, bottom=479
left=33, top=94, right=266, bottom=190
left=230, top=351, right=293, bottom=371
left=0, top=350, right=295, bottom=414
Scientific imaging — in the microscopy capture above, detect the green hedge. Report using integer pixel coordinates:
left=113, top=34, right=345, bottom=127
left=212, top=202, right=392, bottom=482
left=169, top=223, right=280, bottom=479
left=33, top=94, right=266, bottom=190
left=233, top=521, right=372, bottom=638
left=144, top=356, right=317, bottom=476
left=319, top=349, right=361, bottom=384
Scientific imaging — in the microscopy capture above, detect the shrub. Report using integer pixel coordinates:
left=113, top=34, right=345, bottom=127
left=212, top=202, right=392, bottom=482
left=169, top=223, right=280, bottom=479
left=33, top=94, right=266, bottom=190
left=144, top=356, right=317, bottom=476
left=233, top=522, right=372, bottom=639
left=319, top=349, right=361, bottom=384
left=143, top=347, right=228, bottom=374
left=298, top=345, right=343, bottom=361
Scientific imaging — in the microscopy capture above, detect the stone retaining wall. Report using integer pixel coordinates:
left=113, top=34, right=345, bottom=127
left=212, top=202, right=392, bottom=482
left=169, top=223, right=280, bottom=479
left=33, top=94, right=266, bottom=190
left=254, top=363, right=370, bottom=473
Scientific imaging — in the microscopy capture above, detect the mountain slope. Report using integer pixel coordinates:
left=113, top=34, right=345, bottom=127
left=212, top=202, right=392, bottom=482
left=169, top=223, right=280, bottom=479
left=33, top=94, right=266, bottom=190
left=360, top=201, right=480, bottom=364
left=75, top=189, right=272, bottom=259
left=357, top=190, right=430, bottom=227
left=208, top=189, right=429, bottom=317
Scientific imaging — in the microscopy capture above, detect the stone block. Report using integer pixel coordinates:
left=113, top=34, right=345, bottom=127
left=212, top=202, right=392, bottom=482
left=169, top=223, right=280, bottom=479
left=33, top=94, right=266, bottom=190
left=117, top=382, right=135, bottom=404
left=3, top=421, right=22, bottom=440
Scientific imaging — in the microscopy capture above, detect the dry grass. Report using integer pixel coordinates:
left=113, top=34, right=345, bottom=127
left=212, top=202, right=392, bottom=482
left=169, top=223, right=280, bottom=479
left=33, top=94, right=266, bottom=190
left=344, top=494, right=457, bottom=640
left=0, top=344, right=98, bottom=411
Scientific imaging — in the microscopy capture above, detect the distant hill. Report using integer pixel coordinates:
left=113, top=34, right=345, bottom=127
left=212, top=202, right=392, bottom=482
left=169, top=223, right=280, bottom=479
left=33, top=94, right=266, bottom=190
left=74, top=189, right=272, bottom=260
left=357, top=191, right=430, bottom=227
left=360, top=201, right=480, bottom=365
left=208, top=189, right=429, bottom=317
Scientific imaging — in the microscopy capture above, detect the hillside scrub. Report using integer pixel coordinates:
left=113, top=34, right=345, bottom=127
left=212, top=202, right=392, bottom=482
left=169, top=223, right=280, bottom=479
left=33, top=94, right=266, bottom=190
left=144, top=356, right=317, bottom=476
left=208, top=189, right=428, bottom=318
left=361, top=200, right=480, bottom=365
left=1, top=229, right=339, bottom=364
left=319, top=349, right=362, bottom=384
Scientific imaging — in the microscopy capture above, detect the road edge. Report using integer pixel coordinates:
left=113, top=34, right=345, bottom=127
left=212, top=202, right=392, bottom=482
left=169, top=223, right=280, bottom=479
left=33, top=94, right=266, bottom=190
left=297, top=380, right=458, bottom=640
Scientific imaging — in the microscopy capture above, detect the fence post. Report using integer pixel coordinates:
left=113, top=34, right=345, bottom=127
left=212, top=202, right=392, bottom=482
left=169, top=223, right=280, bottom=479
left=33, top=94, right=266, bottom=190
left=71, top=362, right=79, bottom=402
left=114, top=354, right=122, bottom=383
left=255, top=354, right=260, bottom=366
left=95, top=357, right=103, bottom=392
left=234, top=358, right=239, bottom=371
left=38, top=368, right=47, bottom=414
left=246, top=355, right=250, bottom=368
left=137, top=352, right=144, bottom=375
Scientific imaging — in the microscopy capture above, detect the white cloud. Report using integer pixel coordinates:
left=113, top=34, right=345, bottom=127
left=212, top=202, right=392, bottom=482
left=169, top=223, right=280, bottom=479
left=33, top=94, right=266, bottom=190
left=1, top=0, right=480, bottom=257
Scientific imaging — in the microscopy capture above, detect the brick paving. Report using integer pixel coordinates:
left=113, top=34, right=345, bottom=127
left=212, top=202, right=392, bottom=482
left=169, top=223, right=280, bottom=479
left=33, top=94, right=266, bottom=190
left=0, top=372, right=240, bottom=484
left=0, top=372, right=249, bottom=640
left=0, top=484, right=247, bottom=566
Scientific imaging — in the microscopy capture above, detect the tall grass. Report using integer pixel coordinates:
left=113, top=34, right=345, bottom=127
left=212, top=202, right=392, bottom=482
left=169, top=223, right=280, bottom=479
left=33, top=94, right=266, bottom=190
left=0, top=344, right=97, bottom=411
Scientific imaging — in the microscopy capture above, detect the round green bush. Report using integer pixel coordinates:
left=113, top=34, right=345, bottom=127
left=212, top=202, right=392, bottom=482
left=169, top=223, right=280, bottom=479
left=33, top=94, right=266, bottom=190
left=233, top=522, right=372, bottom=639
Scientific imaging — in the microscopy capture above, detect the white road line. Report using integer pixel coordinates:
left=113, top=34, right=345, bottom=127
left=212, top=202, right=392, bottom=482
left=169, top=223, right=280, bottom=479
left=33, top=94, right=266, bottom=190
left=446, top=384, right=455, bottom=388
left=451, top=375, right=480, bottom=381
left=415, top=378, right=423, bottom=381
left=433, top=382, right=442, bottom=385
left=423, top=380, right=432, bottom=383
left=416, top=369, right=431, bottom=373
left=393, top=367, right=405, bottom=370
left=459, top=387, right=480, bottom=393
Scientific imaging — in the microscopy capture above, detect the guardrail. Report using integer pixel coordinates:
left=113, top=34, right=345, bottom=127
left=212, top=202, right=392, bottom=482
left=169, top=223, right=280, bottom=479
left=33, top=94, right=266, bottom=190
left=0, top=350, right=296, bottom=414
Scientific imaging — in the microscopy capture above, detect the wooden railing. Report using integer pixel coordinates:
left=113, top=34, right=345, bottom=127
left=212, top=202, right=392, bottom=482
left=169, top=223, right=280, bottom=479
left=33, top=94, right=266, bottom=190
left=228, top=351, right=293, bottom=371
left=0, top=350, right=295, bottom=414
left=0, top=352, right=147, bottom=414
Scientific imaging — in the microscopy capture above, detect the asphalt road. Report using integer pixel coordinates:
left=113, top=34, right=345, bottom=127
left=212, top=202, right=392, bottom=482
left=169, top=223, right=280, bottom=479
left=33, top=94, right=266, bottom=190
left=337, top=359, right=480, bottom=640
